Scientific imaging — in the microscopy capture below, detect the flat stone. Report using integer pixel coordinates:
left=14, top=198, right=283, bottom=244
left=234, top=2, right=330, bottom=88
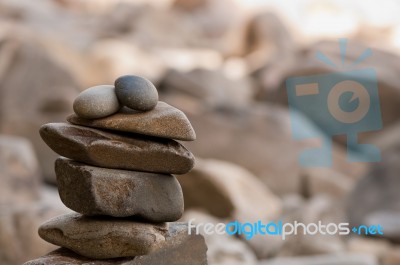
left=38, top=213, right=167, bottom=259
left=73, top=85, right=121, bottom=119
left=40, top=123, right=194, bottom=174
left=37, top=214, right=207, bottom=261
left=67, top=101, right=196, bottom=141
left=55, top=158, right=183, bottom=221
left=115, top=75, right=158, bottom=111
left=25, top=222, right=207, bottom=265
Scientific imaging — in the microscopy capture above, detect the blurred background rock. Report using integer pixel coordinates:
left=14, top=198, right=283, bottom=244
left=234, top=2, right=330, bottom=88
left=1, top=0, right=400, bottom=264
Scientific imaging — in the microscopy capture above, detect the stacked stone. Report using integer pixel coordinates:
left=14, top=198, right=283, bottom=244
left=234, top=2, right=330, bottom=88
left=32, top=75, right=207, bottom=263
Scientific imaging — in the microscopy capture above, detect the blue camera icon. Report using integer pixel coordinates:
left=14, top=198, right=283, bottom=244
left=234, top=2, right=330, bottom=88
left=287, top=68, right=382, bottom=167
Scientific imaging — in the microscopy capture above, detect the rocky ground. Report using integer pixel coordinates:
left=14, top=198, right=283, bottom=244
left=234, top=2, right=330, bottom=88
left=1, top=0, right=400, bottom=264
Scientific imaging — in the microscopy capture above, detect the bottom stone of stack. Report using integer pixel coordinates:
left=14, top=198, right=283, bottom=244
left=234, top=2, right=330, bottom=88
left=36, top=213, right=207, bottom=261
left=24, top=222, right=208, bottom=265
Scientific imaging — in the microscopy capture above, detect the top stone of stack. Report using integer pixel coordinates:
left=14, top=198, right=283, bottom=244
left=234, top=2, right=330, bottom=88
left=71, top=75, right=196, bottom=141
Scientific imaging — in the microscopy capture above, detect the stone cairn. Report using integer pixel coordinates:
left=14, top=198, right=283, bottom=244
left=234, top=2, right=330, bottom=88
left=24, top=75, right=207, bottom=264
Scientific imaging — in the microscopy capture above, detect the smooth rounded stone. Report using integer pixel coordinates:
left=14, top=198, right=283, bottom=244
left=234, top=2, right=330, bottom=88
left=73, top=85, right=121, bottom=119
left=24, top=223, right=207, bottom=265
left=38, top=213, right=169, bottom=259
left=55, top=158, right=184, bottom=221
left=40, top=123, right=194, bottom=174
left=67, top=101, right=196, bottom=141
left=115, top=75, right=158, bottom=111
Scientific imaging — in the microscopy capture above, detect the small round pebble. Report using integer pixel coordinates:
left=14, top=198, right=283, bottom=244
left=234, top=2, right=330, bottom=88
left=114, top=75, right=158, bottom=111
left=73, top=85, right=121, bottom=119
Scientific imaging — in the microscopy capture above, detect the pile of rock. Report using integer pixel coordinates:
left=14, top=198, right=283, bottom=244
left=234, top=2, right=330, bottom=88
left=24, top=75, right=207, bottom=264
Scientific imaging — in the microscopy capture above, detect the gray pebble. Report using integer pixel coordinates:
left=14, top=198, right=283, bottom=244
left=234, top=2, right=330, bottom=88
left=73, top=85, right=121, bottom=119
left=114, top=75, right=158, bottom=111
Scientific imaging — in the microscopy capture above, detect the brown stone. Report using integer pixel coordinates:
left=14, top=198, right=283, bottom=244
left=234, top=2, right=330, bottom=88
left=38, top=213, right=167, bottom=259
left=37, top=214, right=207, bottom=262
left=40, top=123, right=194, bottom=174
left=55, top=158, right=183, bottom=221
left=67, top=101, right=196, bottom=141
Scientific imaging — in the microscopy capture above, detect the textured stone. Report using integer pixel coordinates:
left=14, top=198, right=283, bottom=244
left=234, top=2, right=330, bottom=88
left=39, top=213, right=167, bottom=259
left=67, top=101, right=196, bottom=141
left=55, top=158, right=183, bottom=221
left=24, top=222, right=207, bottom=264
left=115, top=75, right=158, bottom=111
left=73, top=85, right=121, bottom=119
left=40, top=123, right=194, bottom=174
left=38, top=214, right=207, bottom=261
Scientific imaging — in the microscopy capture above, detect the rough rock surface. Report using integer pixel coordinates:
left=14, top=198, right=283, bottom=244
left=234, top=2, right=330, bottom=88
left=36, top=214, right=207, bottom=260
left=40, top=123, right=194, bottom=174
left=67, top=101, right=196, bottom=141
left=39, top=213, right=169, bottom=259
left=55, top=158, right=184, bottom=221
